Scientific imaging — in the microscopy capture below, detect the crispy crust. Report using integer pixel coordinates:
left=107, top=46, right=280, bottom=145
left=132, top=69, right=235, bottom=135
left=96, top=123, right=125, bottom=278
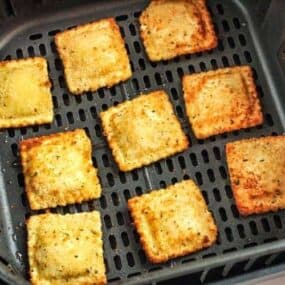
left=27, top=211, right=106, bottom=285
left=55, top=18, right=132, bottom=95
left=139, top=0, right=217, bottom=61
left=183, top=66, right=263, bottom=139
left=0, top=57, right=53, bottom=129
left=226, top=135, right=285, bottom=216
left=128, top=179, right=217, bottom=263
left=100, top=90, right=189, bottom=171
left=20, top=129, right=102, bottom=210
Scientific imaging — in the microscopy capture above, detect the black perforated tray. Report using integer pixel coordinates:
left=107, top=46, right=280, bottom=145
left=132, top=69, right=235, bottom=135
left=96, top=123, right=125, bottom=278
left=0, top=1, right=285, bottom=285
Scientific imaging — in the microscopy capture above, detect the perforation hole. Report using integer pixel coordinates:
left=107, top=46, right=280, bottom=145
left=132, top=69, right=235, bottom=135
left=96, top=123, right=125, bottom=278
left=237, top=224, right=245, bottom=238
left=134, top=41, right=141, bottom=53
left=190, top=153, right=198, bottom=166
left=216, top=4, right=224, bottom=15
left=227, top=37, right=235, bottom=48
left=107, top=173, right=115, bottom=187
left=213, top=188, right=221, bottom=202
left=129, top=23, right=136, bottom=36
left=238, top=34, right=247, bottom=46
left=233, top=53, right=241, bottom=65
left=109, top=235, right=117, bottom=249
left=75, top=96, right=82, bottom=104
left=171, top=88, right=178, bottom=100
left=116, top=212, right=124, bottom=225
left=160, top=181, right=166, bottom=188
left=178, top=156, right=186, bottom=169
left=127, top=252, right=135, bottom=267
left=231, top=205, right=239, bottom=218
left=154, top=162, right=162, bottom=174
left=11, top=143, right=18, bottom=156
left=48, top=29, right=60, bottom=36
left=225, top=185, right=233, bottom=198
left=119, top=172, right=126, bottom=184
left=195, top=172, right=203, bottom=185
left=207, top=169, right=215, bottom=182
left=39, top=44, right=46, bottom=55
left=114, top=255, right=122, bottom=270
left=111, top=192, right=119, bottom=206
left=121, top=232, right=129, bottom=246
left=143, top=75, right=150, bottom=88
left=54, top=58, right=61, bottom=70
left=16, top=49, right=23, bottom=58
left=219, top=166, right=227, bottom=179
left=55, top=114, right=62, bottom=126
left=225, top=227, right=233, bottom=242
left=218, top=40, right=224, bottom=51
left=66, top=112, right=74, bottom=124
left=155, top=73, right=162, bottom=85
left=213, top=147, right=221, bottom=160
left=265, top=113, right=273, bottom=126
left=58, top=76, right=65, bottom=88
left=21, top=193, right=27, bottom=207
left=222, top=56, right=229, bottom=67
left=138, top=249, right=147, bottom=264
left=233, top=18, right=241, bottom=29
left=123, top=189, right=131, bottom=201
left=201, top=150, right=209, bottom=163
left=95, top=124, right=102, bottom=137
left=176, top=106, right=183, bottom=118
left=273, top=215, right=282, bottom=228
left=177, top=67, right=184, bottom=78
left=244, top=51, right=252, bottom=63
left=100, top=196, right=107, bottom=209
left=116, top=15, right=128, bottom=21
left=78, top=109, right=86, bottom=121
left=50, top=41, right=56, bottom=53
left=249, top=221, right=258, bottom=235
left=104, top=215, right=112, bottom=229
left=210, top=59, right=218, bottom=69
left=132, top=78, right=139, bottom=91
left=222, top=20, right=230, bottom=32
left=200, top=62, right=206, bottom=71
left=261, top=218, right=270, bottom=232
left=138, top=58, right=145, bottom=70
left=28, top=46, right=35, bottom=56
left=166, top=70, right=173, bottom=82
left=29, top=33, right=42, bottom=40
left=135, top=186, right=143, bottom=196
left=86, top=92, right=93, bottom=101
left=219, top=208, right=227, bottom=221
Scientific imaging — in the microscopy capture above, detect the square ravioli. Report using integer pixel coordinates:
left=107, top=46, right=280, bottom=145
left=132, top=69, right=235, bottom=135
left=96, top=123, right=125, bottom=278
left=128, top=179, right=217, bottom=263
left=183, top=66, right=263, bottom=139
left=139, top=0, right=217, bottom=61
left=27, top=211, right=106, bottom=285
left=20, top=129, right=101, bottom=210
left=100, top=90, right=189, bottom=171
left=0, top=57, right=53, bottom=129
left=55, top=18, right=132, bottom=95
left=226, top=136, right=285, bottom=216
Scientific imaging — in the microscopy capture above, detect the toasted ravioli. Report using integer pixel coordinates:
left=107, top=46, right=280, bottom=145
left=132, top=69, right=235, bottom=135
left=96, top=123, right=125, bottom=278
left=27, top=211, right=106, bottom=285
left=0, top=57, right=53, bottom=129
left=128, top=179, right=217, bottom=263
left=55, top=18, right=132, bottom=95
left=139, top=0, right=217, bottom=61
left=20, top=129, right=101, bottom=210
left=183, top=66, right=263, bottom=139
left=100, top=90, right=189, bottom=171
left=226, top=136, right=285, bottom=216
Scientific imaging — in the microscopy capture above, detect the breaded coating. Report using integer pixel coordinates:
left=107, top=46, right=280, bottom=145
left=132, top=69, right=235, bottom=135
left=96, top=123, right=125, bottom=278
left=100, top=90, right=189, bottom=171
left=139, top=0, right=217, bottom=61
left=128, top=179, right=217, bottom=263
left=0, top=57, right=53, bottom=129
left=226, top=135, right=285, bottom=215
left=20, top=129, right=101, bottom=210
left=27, top=211, right=106, bottom=285
left=55, top=18, right=132, bottom=94
left=183, top=66, right=263, bottom=139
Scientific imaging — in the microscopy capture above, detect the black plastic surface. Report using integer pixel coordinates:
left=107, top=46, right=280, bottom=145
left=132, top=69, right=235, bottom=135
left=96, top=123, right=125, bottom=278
left=0, top=1, right=285, bottom=285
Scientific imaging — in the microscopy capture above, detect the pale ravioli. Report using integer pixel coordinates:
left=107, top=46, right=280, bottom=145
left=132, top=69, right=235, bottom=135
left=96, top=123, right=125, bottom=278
left=100, top=90, right=189, bottom=171
left=139, top=0, right=217, bottom=61
left=183, top=66, right=263, bottom=139
left=55, top=18, right=132, bottom=94
left=128, top=179, right=217, bottom=263
left=27, top=211, right=106, bottom=285
left=0, top=57, right=53, bottom=129
left=226, top=136, right=285, bottom=216
left=20, top=129, right=101, bottom=210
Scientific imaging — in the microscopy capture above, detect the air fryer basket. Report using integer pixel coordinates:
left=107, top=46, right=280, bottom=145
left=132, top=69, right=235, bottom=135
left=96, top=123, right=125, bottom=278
left=0, top=1, right=285, bottom=284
